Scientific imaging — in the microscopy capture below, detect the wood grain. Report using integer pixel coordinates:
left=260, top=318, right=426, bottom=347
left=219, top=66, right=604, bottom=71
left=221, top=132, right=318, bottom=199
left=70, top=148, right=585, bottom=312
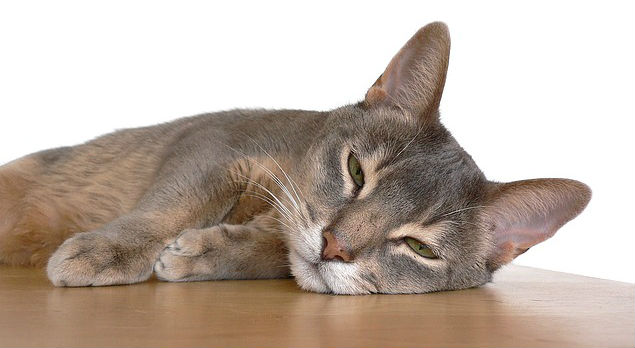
left=0, top=265, right=632, bottom=347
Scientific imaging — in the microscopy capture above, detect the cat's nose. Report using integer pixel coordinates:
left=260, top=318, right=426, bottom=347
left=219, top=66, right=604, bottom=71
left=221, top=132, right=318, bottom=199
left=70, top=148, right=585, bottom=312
left=322, top=231, right=353, bottom=262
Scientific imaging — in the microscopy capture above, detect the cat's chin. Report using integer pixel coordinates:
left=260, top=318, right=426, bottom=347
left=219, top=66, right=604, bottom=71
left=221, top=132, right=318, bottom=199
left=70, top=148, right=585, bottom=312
left=285, top=224, right=376, bottom=294
left=288, top=248, right=376, bottom=295
left=288, top=249, right=330, bottom=293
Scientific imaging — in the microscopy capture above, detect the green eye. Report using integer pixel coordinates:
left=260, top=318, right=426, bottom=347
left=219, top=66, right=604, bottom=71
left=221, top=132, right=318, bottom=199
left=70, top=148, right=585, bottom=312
left=405, top=237, right=438, bottom=259
left=347, top=154, right=365, bottom=188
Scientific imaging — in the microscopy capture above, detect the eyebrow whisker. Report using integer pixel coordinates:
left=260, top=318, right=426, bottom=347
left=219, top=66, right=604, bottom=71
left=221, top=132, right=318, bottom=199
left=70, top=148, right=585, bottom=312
left=393, top=124, right=424, bottom=161
left=439, top=205, right=491, bottom=218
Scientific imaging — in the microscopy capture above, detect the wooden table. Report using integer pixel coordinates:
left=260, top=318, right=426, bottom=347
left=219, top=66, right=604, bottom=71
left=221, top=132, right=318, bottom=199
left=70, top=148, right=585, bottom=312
left=0, top=265, right=632, bottom=347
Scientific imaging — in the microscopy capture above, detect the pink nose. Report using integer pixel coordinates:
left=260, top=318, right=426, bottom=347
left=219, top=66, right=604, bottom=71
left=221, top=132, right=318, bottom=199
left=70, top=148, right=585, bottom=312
left=322, top=231, right=353, bottom=262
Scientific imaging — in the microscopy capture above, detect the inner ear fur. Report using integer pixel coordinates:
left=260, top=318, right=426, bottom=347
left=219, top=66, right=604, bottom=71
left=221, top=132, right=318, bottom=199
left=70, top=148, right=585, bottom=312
left=480, top=178, right=592, bottom=271
left=364, top=22, right=451, bottom=122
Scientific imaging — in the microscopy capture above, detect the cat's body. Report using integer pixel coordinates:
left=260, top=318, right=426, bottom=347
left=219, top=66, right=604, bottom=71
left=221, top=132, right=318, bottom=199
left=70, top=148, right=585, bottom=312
left=0, top=109, right=322, bottom=278
left=0, top=23, right=591, bottom=294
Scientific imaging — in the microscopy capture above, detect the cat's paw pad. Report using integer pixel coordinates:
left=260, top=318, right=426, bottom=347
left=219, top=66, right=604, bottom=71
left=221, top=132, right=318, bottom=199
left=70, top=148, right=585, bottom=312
left=165, top=228, right=211, bottom=257
left=47, top=232, right=151, bottom=287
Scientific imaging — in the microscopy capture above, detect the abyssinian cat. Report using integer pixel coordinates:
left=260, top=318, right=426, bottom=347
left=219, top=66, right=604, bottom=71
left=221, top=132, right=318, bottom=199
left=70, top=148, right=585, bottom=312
left=0, top=22, right=590, bottom=294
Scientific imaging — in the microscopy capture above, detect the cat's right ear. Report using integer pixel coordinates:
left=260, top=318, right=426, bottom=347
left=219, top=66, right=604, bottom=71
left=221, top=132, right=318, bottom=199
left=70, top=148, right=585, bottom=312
left=479, top=178, right=592, bottom=272
left=364, top=22, right=450, bottom=123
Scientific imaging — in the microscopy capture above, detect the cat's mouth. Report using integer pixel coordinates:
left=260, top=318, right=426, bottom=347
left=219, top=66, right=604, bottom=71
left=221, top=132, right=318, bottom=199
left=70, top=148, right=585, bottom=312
left=288, top=248, right=329, bottom=293
left=288, top=244, right=376, bottom=295
left=285, top=224, right=376, bottom=294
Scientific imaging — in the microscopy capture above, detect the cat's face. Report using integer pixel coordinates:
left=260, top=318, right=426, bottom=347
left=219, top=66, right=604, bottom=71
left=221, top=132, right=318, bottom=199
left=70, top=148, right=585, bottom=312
left=288, top=106, right=492, bottom=294
left=286, top=22, right=591, bottom=294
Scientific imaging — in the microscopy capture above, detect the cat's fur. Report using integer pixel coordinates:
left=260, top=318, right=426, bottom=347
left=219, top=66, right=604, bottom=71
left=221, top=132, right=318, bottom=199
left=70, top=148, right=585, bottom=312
left=0, top=22, right=590, bottom=294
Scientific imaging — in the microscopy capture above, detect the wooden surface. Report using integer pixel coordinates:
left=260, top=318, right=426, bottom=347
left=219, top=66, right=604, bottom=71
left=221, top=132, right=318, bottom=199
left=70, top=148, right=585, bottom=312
left=0, top=265, right=632, bottom=347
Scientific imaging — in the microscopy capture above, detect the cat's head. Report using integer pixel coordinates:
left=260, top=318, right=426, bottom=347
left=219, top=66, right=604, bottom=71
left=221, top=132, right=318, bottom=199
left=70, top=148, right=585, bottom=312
left=286, top=22, right=591, bottom=294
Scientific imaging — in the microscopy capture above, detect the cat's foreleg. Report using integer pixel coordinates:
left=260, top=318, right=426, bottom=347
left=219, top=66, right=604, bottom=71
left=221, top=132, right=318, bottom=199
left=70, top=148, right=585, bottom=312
left=154, top=220, right=290, bottom=282
left=46, top=166, right=239, bottom=287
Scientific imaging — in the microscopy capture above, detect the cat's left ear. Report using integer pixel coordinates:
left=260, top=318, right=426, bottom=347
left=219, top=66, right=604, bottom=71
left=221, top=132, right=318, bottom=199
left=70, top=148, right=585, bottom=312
left=364, top=22, right=450, bottom=122
left=480, top=179, right=592, bottom=271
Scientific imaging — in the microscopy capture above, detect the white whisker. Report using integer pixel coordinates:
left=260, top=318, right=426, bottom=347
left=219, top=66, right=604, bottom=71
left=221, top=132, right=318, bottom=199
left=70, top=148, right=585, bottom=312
left=440, top=205, right=490, bottom=218
left=215, top=140, right=304, bottom=221
left=241, top=133, right=306, bottom=214
left=231, top=174, right=294, bottom=220
left=205, top=138, right=311, bottom=239
left=393, top=124, right=423, bottom=161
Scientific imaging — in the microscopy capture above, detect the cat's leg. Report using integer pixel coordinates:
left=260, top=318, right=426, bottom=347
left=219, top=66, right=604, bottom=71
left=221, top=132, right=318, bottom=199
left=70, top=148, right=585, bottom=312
left=46, top=213, right=184, bottom=286
left=46, top=166, right=239, bottom=287
left=154, top=219, right=290, bottom=282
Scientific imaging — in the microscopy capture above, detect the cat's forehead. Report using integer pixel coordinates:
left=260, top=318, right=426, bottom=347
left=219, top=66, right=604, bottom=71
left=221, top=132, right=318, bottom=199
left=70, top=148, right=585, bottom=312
left=340, top=107, right=486, bottom=215
left=338, top=106, right=421, bottom=142
left=370, top=161, right=485, bottom=226
left=318, top=105, right=487, bottom=221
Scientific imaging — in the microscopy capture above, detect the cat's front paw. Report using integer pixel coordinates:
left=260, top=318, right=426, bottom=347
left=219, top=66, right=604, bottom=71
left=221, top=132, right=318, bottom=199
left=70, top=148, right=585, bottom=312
left=47, top=232, right=153, bottom=287
left=154, top=228, right=217, bottom=282
left=164, top=228, right=211, bottom=257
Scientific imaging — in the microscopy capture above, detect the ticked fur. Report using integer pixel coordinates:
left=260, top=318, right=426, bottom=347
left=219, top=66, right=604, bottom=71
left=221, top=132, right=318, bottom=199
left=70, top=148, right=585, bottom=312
left=0, top=23, right=591, bottom=294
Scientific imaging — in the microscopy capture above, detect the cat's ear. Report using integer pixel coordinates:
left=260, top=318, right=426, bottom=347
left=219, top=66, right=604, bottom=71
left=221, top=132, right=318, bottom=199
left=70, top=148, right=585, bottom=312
left=480, top=179, right=592, bottom=271
left=364, top=22, right=450, bottom=122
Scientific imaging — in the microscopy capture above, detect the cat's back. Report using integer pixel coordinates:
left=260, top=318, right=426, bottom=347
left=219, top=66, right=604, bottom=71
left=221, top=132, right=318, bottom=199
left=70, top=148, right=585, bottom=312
left=25, top=108, right=323, bottom=171
left=154, top=108, right=326, bottom=161
left=169, top=108, right=324, bottom=141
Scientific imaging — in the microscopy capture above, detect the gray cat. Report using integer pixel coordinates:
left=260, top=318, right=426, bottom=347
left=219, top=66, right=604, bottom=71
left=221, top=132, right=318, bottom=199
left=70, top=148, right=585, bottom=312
left=0, top=22, right=590, bottom=294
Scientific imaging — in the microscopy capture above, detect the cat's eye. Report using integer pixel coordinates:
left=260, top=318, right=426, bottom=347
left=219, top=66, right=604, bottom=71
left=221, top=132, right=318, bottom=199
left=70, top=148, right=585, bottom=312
left=347, top=154, right=365, bottom=188
left=405, top=237, right=438, bottom=259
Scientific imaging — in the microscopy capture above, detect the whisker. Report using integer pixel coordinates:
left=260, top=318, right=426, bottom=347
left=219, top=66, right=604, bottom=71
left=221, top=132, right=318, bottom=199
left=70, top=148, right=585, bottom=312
left=248, top=214, right=294, bottom=234
left=202, top=138, right=310, bottom=236
left=239, top=193, right=292, bottom=223
left=393, top=124, right=424, bottom=161
left=238, top=192, right=295, bottom=229
left=439, top=205, right=492, bottom=218
left=238, top=133, right=308, bottom=225
left=217, top=141, right=304, bottom=221
left=232, top=187, right=294, bottom=224
left=229, top=171, right=295, bottom=218
left=444, top=219, right=481, bottom=228
left=240, top=132, right=306, bottom=203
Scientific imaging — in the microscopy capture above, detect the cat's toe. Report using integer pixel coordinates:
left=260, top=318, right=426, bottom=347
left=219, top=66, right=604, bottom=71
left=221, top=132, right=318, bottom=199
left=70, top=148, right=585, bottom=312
left=166, top=228, right=210, bottom=257
left=154, top=248, right=195, bottom=281
left=155, top=227, right=223, bottom=282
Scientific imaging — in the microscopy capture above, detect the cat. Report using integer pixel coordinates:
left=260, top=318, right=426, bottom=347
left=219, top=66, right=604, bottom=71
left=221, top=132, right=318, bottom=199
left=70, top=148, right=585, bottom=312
left=0, top=22, right=590, bottom=294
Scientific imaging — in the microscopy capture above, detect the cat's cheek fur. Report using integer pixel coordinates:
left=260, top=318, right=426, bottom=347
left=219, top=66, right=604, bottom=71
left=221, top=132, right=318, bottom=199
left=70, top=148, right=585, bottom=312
left=286, top=223, right=323, bottom=264
left=289, top=249, right=329, bottom=293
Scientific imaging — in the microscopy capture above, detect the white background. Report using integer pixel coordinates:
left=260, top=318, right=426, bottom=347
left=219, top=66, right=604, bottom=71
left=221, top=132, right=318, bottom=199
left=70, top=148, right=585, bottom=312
left=1, top=1, right=633, bottom=282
